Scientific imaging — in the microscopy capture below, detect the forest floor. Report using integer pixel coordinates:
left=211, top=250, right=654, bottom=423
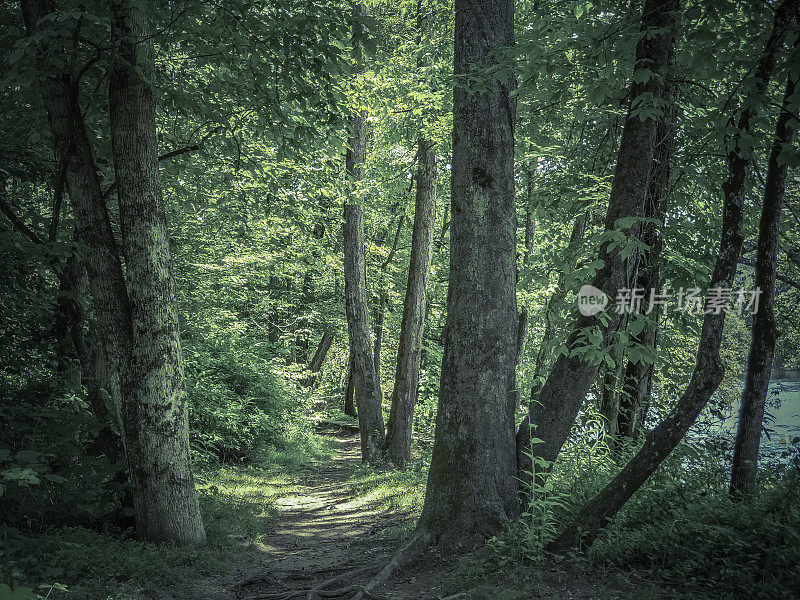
left=179, top=431, right=684, bottom=600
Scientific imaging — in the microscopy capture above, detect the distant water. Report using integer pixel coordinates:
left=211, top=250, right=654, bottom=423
left=695, top=379, right=800, bottom=465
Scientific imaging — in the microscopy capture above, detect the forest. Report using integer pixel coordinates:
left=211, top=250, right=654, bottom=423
left=1, top=0, right=800, bottom=598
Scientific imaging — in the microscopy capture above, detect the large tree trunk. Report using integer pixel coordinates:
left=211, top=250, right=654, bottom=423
left=730, top=70, right=798, bottom=496
left=109, top=0, right=205, bottom=545
left=516, top=0, right=678, bottom=486
left=550, top=0, right=798, bottom=552
left=385, top=139, right=437, bottom=465
left=414, top=0, right=518, bottom=548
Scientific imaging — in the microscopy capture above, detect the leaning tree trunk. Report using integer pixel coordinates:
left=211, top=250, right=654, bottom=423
left=305, top=330, right=334, bottom=387
left=516, top=0, right=678, bottom=488
left=109, top=0, right=205, bottom=545
left=413, top=0, right=518, bottom=548
left=730, top=69, right=798, bottom=497
left=20, top=0, right=133, bottom=419
left=385, top=139, right=437, bottom=466
left=550, top=0, right=798, bottom=552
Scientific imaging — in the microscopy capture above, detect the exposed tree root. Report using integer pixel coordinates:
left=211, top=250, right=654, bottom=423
left=348, top=528, right=433, bottom=600
left=239, top=564, right=384, bottom=600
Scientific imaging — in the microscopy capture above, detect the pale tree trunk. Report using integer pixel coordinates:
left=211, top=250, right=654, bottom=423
left=730, top=68, right=798, bottom=497
left=109, top=0, right=205, bottom=545
left=414, top=0, right=518, bottom=548
left=516, top=0, right=678, bottom=486
left=551, top=0, right=797, bottom=552
left=385, top=139, right=437, bottom=465
left=344, top=98, right=385, bottom=459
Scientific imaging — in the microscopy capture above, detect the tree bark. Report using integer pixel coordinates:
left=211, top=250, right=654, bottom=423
left=516, top=0, right=678, bottom=487
left=305, top=330, right=334, bottom=387
left=730, top=68, right=798, bottom=496
left=385, top=139, right=437, bottom=465
left=344, top=352, right=357, bottom=417
left=617, top=113, right=675, bottom=445
left=414, top=0, right=518, bottom=548
left=550, top=0, right=798, bottom=552
left=343, top=77, right=385, bottom=461
left=109, top=0, right=206, bottom=545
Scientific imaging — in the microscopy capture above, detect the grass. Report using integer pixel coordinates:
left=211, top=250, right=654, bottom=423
left=2, top=428, right=337, bottom=600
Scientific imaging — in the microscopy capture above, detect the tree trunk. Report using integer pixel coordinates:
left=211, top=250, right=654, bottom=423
left=373, top=215, right=404, bottom=381
left=305, top=330, right=334, bottom=387
left=516, top=206, right=535, bottom=364
left=344, top=352, right=357, bottom=417
left=344, top=93, right=385, bottom=461
left=617, top=112, right=675, bottom=445
left=51, top=251, right=122, bottom=462
left=730, top=68, right=798, bottom=497
left=550, top=0, right=797, bottom=552
left=385, top=139, right=437, bottom=465
left=414, top=0, right=518, bottom=548
left=516, top=0, right=678, bottom=487
left=109, top=0, right=205, bottom=545
left=530, top=213, right=587, bottom=387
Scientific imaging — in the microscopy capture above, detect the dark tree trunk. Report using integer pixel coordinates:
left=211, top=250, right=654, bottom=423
left=730, top=69, right=798, bottom=497
left=550, top=0, right=797, bottom=552
left=516, top=0, right=678, bottom=487
left=57, top=255, right=122, bottom=462
left=344, top=352, right=357, bottom=417
left=617, top=112, right=675, bottom=445
left=385, top=139, right=437, bottom=465
left=109, top=0, right=206, bottom=545
left=414, top=0, right=518, bottom=548
left=305, top=330, right=334, bottom=387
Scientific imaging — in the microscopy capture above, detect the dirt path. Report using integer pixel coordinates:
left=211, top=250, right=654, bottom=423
left=233, top=434, right=420, bottom=600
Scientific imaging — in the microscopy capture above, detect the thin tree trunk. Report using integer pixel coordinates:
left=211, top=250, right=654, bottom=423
left=516, top=0, right=678, bottom=487
left=730, top=68, right=798, bottom=497
left=109, top=0, right=205, bottom=545
left=530, top=213, right=587, bottom=386
left=617, top=112, right=675, bottom=445
left=550, top=0, right=797, bottom=552
left=516, top=205, right=535, bottom=364
left=344, top=352, right=357, bottom=417
left=373, top=215, right=404, bottom=380
left=305, top=330, right=334, bottom=387
left=414, top=0, right=518, bottom=548
left=343, top=7, right=385, bottom=459
left=385, top=139, right=437, bottom=465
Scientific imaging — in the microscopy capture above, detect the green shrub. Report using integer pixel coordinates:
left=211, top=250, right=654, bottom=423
left=184, top=337, right=291, bottom=463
